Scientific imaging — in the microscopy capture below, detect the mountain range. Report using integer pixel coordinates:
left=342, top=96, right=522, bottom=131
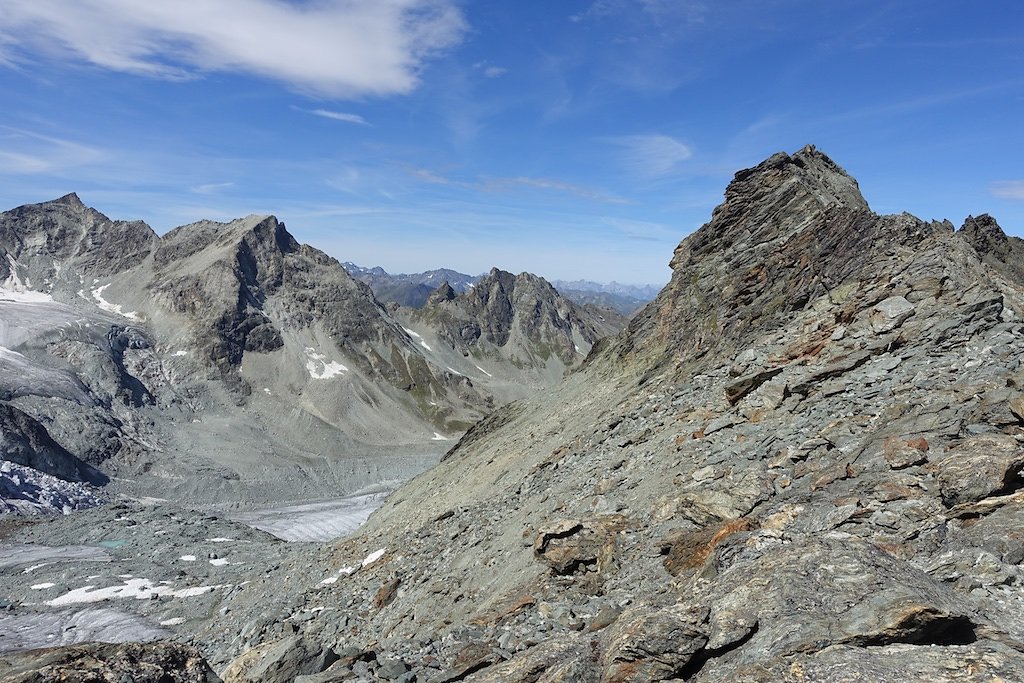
left=342, top=263, right=657, bottom=315
left=4, top=146, right=1024, bottom=681
left=0, top=196, right=616, bottom=510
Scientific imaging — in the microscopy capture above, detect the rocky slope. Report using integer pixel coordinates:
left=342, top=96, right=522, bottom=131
left=5, top=146, right=1024, bottom=682
left=168, top=145, right=1024, bottom=681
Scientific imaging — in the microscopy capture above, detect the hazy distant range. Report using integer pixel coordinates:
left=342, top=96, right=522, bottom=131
left=342, top=262, right=661, bottom=315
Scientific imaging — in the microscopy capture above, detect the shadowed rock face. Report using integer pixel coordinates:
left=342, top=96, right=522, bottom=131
left=205, top=146, right=1024, bottom=681
left=0, top=403, right=107, bottom=485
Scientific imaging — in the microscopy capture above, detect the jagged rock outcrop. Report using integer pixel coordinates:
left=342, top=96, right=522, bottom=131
left=0, top=640, right=220, bottom=682
left=409, top=268, right=621, bottom=371
left=209, top=146, right=1024, bottom=680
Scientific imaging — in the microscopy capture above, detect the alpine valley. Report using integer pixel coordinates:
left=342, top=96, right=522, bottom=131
left=4, top=146, right=1024, bottom=682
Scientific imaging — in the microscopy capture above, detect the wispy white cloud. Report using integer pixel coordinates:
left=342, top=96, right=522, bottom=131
left=0, top=127, right=104, bottom=174
left=404, top=166, right=627, bottom=204
left=570, top=0, right=706, bottom=25
left=0, top=0, right=466, bottom=98
left=992, top=180, right=1024, bottom=201
left=190, top=181, right=234, bottom=195
left=306, top=109, right=370, bottom=125
left=483, top=176, right=628, bottom=204
left=607, top=134, right=693, bottom=177
left=471, top=61, right=508, bottom=79
left=407, top=166, right=459, bottom=186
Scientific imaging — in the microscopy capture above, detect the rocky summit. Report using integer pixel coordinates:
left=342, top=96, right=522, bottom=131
left=4, top=144, right=1024, bottom=682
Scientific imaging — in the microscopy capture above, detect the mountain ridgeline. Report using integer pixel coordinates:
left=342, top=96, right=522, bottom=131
left=0, top=195, right=616, bottom=508
left=342, top=262, right=656, bottom=316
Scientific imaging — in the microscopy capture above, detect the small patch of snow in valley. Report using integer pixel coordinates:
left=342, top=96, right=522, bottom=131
left=362, top=548, right=386, bottom=567
left=1, top=255, right=54, bottom=303
left=172, top=349, right=188, bottom=357
left=304, top=346, right=348, bottom=379
left=160, top=617, right=186, bottom=626
left=208, top=558, right=230, bottom=567
left=30, top=582, right=55, bottom=590
left=179, top=555, right=196, bottom=562
left=446, top=366, right=465, bottom=376
left=46, top=577, right=228, bottom=607
left=91, top=283, right=141, bottom=321
left=402, top=327, right=432, bottom=351
left=432, top=432, right=449, bottom=441
left=474, top=364, right=493, bottom=377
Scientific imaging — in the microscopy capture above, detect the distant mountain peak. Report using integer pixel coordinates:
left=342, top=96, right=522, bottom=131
left=53, top=192, right=85, bottom=207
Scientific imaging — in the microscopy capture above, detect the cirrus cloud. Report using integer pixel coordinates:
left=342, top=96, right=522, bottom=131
left=0, top=0, right=466, bottom=98
left=608, top=134, right=693, bottom=177
left=992, top=180, right=1024, bottom=201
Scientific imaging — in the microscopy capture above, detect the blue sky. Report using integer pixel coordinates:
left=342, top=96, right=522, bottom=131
left=0, top=1, right=1021, bottom=284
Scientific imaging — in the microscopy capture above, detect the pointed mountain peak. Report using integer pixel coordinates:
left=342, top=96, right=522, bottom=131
left=729, top=144, right=869, bottom=214
left=959, top=213, right=1008, bottom=253
left=427, top=281, right=457, bottom=306
left=53, top=192, right=85, bottom=207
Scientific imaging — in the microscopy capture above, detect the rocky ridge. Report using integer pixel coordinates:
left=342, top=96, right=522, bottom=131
left=171, top=146, right=1024, bottom=681
left=398, top=268, right=625, bottom=399
left=343, top=262, right=654, bottom=317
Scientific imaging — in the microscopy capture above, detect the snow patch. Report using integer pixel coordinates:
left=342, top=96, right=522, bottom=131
left=46, top=578, right=227, bottom=606
left=446, top=366, right=465, bottom=376
left=160, top=617, right=186, bottom=626
left=30, top=582, right=55, bottom=590
left=206, top=537, right=233, bottom=543
left=319, top=576, right=338, bottom=585
left=474, top=364, right=493, bottom=377
left=208, top=558, right=230, bottom=566
left=172, top=350, right=188, bottom=357
left=403, top=327, right=432, bottom=351
left=304, top=347, right=348, bottom=379
left=1, top=254, right=54, bottom=302
left=179, top=555, right=196, bottom=562
left=432, top=432, right=449, bottom=441
left=91, top=283, right=141, bottom=321
left=362, top=548, right=386, bottom=567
